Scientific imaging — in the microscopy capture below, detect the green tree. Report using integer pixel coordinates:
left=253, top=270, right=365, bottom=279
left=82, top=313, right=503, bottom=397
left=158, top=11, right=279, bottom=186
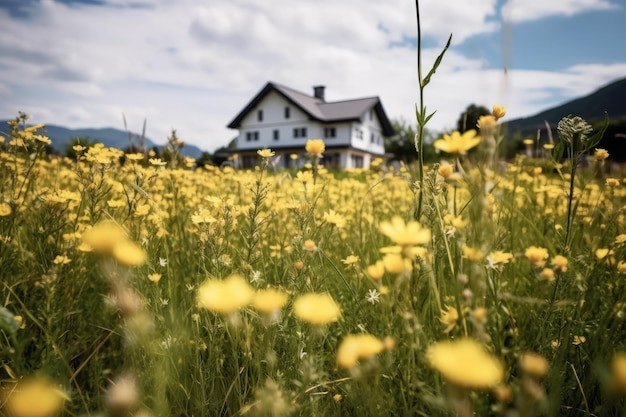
left=457, top=104, right=490, bottom=133
left=387, top=118, right=436, bottom=163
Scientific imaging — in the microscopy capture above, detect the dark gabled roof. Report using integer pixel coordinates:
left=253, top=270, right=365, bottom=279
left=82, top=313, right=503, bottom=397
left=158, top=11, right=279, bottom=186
left=227, top=82, right=395, bottom=136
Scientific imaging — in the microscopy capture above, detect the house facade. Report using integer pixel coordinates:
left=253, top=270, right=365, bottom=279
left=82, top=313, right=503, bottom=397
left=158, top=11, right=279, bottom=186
left=227, top=82, right=395, bottom=169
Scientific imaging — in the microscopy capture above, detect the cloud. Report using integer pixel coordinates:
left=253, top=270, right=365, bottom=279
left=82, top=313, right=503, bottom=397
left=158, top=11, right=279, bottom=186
left=502, top=0, right=619, bottom=23
left=0, top=0, right=623, bottom=152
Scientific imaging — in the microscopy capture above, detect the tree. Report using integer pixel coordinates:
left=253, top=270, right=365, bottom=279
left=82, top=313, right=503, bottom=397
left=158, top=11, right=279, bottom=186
left=386, top=118, right=437, bottom=163
left=457, top=104, right=490, bottom=133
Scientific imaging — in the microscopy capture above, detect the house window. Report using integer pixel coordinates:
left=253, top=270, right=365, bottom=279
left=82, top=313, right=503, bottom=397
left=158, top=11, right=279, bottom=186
left=293, top=127, right=307, bottom=138
left=253, top=131, right=259, bottom=141
left=273, top=129, right=280, bottom=140
left=355, top=128, right=363, bottom=140
left=370, top=133, right=375, bottom=143
left=258, top=110, right=263, bottom=122
left=246, top=132, right=252, bottom=141
left=351, top=155, right=364, bottom=168
left=284, top=107, right=290, bottom=119
left=324, top=127, right=336, bottom=138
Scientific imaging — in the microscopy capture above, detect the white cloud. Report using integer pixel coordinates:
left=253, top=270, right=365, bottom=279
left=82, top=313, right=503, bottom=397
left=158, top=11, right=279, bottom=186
left=502, top=0, right=619, bottom=23
left=0, top=0, right=623, bottom=152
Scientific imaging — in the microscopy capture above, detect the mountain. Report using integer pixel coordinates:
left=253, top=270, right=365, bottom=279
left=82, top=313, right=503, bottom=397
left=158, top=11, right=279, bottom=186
left=505, top=77, right=626, bottom=139
left=0, top=122, right=205, bottom=159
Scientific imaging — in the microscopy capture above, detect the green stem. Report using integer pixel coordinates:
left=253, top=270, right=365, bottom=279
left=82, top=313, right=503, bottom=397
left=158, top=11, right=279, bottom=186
left=563, top=134, right=580, bottom=255
left=415, top=0, right=425, bottom=221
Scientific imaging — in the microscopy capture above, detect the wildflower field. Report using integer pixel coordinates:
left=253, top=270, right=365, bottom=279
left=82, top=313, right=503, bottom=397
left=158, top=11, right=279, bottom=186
left=1, top=106, right=626, bottom=417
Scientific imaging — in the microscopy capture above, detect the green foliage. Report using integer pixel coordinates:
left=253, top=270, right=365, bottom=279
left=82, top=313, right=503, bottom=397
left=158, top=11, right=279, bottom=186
left=457, top=104, right=490, bottom=133
left=387, top=118, right=437, bottom=163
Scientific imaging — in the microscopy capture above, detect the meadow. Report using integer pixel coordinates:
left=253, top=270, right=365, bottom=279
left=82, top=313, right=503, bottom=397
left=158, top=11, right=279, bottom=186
left=1, top=105, right=626, bottom=417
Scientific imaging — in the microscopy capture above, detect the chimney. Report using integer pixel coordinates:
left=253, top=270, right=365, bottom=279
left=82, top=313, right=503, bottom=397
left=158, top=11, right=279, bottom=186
left=313, top=85, right=325, bottom=101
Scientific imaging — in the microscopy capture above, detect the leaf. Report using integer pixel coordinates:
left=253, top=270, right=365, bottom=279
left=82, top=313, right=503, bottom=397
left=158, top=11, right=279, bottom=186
left=424, top=111, right=437, bottom=125
left=421, top=34, right=452, bottom=88
left=552, top=140, right=565, bottom=164
left=582, top=112, right=609, bottom=152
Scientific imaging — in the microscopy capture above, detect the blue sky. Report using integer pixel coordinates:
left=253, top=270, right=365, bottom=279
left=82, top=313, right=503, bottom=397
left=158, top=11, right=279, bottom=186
left=0, top=0, right=624, bottom=152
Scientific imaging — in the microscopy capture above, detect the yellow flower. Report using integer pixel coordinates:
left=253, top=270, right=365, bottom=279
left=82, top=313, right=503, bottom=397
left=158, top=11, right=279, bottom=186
left=296, top=171, right=313, bottom=183
left=572, top=335, right=586, bottom=346
left=477, top=115, right=497, bottom=131
left=615, top=234, right=626, bottom=244
left=462, top=245, right=484, bottom=262
left=73, top=145, right=86, bottom=153
left=551, top=255, right=568, bottom=272
left=594, top=148, right=609, bottom=161
left=82, top=221, right=128, bottom=255
left=0, top=202, right=12, bottom=217
left=303, top=239, right=317, bottom=251
left=487, top=250, right=513, bottom=266
left=52, top=255, right=71, bottom=265
left=366, top=260, right=385, bottom=280
left=112, top=241, right=147, bottom=267
left=290, top=153, right=298, bottom=160
left=341, top=255, right=359, bottom=266
left=379, top=216, right=430, bottom=247
left=197, top=275, right=254, bottom=314
left=323, top=209, right=347, bottom=228
left=525, top=246, right=549, bottom=267
left=125, top=153, right=144, bottom=161
left=540, top=268, right=555, bottom=281
left=606, top=178, right=620, bottom=188
left=437, top=164, right=454, bottom=179
left=427, top=338, right=504, bottom=390
left=492, top=105, right=506, bottom=120
left=305, top=139, right=325, bottom=155
left=292, top=293, right=341, bottom=325
left=611, top=352, right=626, bottom=393
left=5, top=377, right=69, bottom=417
left=382, top=252, right=408, bottom=275
left=252, top=288, right=288, bottom=315
left=520, top=352, right=549, bottom=377
left=440, top=306, right=459, bottom=333
left=522, top=138, right=534, bottom=146
left=596, top=248, right=611, bottom=259
left=336, top=334, right=385, bottom=369
left=257, top=148, right=275, bottom=158
left=148, top=273, right=162, bottom=283
left=543, top=143, right=555, bottom=150
left=191, top=209, right=217, bottom=225
left=433, top=130, right=481, bottom=155
left=33, top=134, right=51, bottom=145
left=617, top=261, right=626, bottom=274
left=149, top=158, right=167, bottom=166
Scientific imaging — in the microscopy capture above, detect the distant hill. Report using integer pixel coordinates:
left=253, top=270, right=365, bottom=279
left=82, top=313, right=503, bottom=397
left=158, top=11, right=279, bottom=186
left=0, top=122, right=205, bottom=159
left=505, top=77, right=626, bottom=139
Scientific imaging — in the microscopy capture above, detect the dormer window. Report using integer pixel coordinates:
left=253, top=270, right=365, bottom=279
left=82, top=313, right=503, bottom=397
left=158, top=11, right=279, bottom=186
left=284, top=107, right=290, bottom=119
left=258, top=110, right=263, bottom=122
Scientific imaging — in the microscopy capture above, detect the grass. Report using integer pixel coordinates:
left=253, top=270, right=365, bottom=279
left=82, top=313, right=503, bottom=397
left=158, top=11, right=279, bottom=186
left=0, top=5, right=625, bottom=415
left=0, top=114, right=625, bottom=417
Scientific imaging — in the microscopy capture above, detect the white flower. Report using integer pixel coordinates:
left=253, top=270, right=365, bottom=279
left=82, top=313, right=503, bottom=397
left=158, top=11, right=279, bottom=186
left=160, top=298, right=169, bottom=307
left=366, top=289, right=381, bottom=304
left=159, top=257, right=167, bottom=267
left=251, top=270, right=261, bottom=284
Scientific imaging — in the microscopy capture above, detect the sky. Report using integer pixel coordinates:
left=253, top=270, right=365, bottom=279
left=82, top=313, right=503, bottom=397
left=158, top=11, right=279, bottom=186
left=1, top=0, right=625, bottom=152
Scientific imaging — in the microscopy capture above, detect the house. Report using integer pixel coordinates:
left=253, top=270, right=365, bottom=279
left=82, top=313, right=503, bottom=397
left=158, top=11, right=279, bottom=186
left=226, top=82, right=395, bottom=169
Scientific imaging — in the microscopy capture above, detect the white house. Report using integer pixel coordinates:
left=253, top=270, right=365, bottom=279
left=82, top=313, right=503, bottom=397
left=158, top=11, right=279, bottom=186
left=227, top=82, right=395, bottom=169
